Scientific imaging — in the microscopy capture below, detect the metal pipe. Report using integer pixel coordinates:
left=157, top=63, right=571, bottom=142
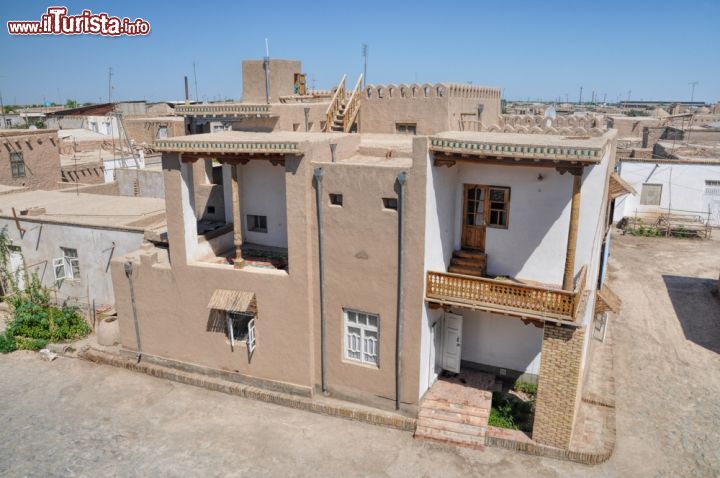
left=395, top=171, right=408, bottom=410
left=263, top=56, right=271, bottom=105
left=304, top=107, right=310, bottom=132
left=314, top=167, right=328, bottom=395
left=124, top=261, right=142, bottom=363
left=184, top=76, right=189, bottom=104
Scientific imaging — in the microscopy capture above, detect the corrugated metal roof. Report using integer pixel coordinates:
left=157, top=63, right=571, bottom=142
left=207, top=289, right=256, bottom=313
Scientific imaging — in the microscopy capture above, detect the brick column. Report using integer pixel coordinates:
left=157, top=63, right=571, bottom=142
left=533, top=324, right=585, bottom=449
left=231, top=164, right=244, bottom=267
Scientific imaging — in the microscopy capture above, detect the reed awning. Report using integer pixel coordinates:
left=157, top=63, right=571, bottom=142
left=609, top=172, right=636, bottom=199
left=595, top=285, right=621, bottom=314
left=207, top=289, right=256, bottom=313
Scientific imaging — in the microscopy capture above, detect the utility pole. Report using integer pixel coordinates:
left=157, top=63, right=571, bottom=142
left=689, top=81, right=699, bottom=103
left=627, top=89, right=632, bottom=101
left=193, top=61, right=199, bottom=102
left=579, top=86, right=583, bottom=104
left=108, top=67, right=113, bottom=103
left=362, top=43, right=368, bottom=87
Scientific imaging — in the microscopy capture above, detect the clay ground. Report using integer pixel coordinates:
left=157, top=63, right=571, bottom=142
left=0, top=233, right=719, bottom=477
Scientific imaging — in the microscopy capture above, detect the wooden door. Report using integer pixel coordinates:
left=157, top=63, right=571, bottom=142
left=442, top=313, right=463, bottom=373
left=462, top=184, right=487, bottom=250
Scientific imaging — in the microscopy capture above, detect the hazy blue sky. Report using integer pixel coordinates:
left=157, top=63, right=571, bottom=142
left=1, top=1, right=718, bottom=105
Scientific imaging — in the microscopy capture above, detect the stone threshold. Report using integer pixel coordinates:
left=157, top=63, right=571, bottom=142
left=79, top=347, right=416, bottom=433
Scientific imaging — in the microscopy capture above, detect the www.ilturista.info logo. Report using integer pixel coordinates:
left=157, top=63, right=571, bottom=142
left=7, top=7, right=150, bottom=36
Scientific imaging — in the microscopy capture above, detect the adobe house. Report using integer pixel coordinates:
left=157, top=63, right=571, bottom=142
left=0, top=129, right=62, bottom=190
left=109, top=58, right=634, bottom=451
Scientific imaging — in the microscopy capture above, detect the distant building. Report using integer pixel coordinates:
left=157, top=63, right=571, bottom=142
left=0, top=129, right=61, bottom=190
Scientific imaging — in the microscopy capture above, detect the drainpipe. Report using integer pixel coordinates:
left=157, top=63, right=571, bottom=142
left=314, top=167, right=328, bottom=395
left=304, top=107, right=310, bottom=132
left=263, top=56, right=271, bottom=105
left=329, top=143, right=337, bottom=163
left=395, top=171, right=408, bottom=410
left=124, top=261, right=142, bottom=363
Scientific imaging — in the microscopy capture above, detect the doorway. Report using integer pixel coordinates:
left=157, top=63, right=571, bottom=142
left=462, top=184, right=487, bottom=250
left=442, top=313, right=463, bottom=373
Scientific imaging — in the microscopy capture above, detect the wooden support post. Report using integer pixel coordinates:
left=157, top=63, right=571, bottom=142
left=231, top=165, right=244, bottom=267
left=563, top=172, right=582, bottom=290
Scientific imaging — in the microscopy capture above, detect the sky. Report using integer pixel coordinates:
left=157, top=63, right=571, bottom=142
left=1, top=0, right=719, bottom=105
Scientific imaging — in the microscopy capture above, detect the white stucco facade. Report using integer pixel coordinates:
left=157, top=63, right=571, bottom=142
left=240, top=161, right=288, bottom=248
left=0, top=219, right=146, bottom=307
left=614, top=160, right=720, bottom=226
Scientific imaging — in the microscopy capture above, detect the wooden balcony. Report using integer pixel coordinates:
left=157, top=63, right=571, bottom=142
left=426, top=267, right=587, bottom=325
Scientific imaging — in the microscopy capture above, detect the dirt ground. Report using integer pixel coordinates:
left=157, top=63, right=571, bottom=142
left=0, top=233, right=719, bottom=477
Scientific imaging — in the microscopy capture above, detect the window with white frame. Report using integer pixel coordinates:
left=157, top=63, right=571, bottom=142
left=157, top=125, right=168, bottom=138
left=225, top=311, right=256, bottom=353
left=640, top=183, right=662, bottom=206
left=344, top=309, right=379, bottom=366
left=53, top=247, right=80, bottom=281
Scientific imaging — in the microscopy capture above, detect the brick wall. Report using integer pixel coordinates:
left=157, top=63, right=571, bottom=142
left=533, top=324, right=585, bottom=449
left=0, top=130, right=61, bottom=190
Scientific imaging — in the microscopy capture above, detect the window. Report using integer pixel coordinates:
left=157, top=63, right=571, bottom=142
left=4, top=118, right=11, bottom=127
left=226, top=311, right=257, bottom=353
left=382, top=197, right=398, bottom=211
left=10, top=152, right=25, bottom=178
left=247, top=214, right=268, bottom=233
left=207, top=206, right=216, bottom=214
left=395, top=123, right=417, bottom=135
left=344, top=309, right=379, bottom=366
left=329, top=193, right=343, bottom=206
left=705, top=180, right=720, bottom=196
left=488, top=187, right=510, bottom=228
left=53, top=248, right=80, bottom=281
left=157, top=125, right=168, bottom=138
left=640, top=183, right=662, bottom=206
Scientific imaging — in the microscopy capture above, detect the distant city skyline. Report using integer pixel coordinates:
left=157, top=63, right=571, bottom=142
left=1, top=0, right=718, bottom=105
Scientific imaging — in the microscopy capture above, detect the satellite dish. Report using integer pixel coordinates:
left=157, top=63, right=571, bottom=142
left=544, top=105, right=557, bottom=119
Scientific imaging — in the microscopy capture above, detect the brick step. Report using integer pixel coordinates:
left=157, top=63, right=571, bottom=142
left=452, top=249, right=487, bottom=259
left=421, top=398, right=490, bottom=418
left=417, top=416, right=486, bottom=437
left=419, top=407, right=489, bottom=428
left=450, top=257, right=486, bottom=268
left=448, top=265, right=484, bottom=276
left=414, top=426, right=485, bottom=450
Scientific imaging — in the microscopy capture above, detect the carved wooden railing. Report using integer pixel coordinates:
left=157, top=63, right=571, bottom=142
left=426, top=266, right=588, bottom=322
left=343, top=74, right=363, bottom=132
left=324, top=74, right=346, bottom=132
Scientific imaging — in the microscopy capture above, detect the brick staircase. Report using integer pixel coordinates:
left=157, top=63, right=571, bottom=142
left=448, top=249, right=487, bottom=277
left=415, top=375, right=493, bottom=449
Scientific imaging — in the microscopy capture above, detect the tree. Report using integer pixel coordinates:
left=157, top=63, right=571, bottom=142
left=65, top=99, right=78, bottom=109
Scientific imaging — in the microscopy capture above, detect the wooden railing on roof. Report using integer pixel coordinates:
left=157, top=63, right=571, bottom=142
left=426, top=266, right=588, bottom=323
left=324, top=75, right=346, bottom=132
left=343, top=74, right=363, bottom=132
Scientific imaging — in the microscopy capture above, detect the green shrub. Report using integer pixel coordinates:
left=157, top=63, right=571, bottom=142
left=0, top=332, right=16, bottom=353
left=489, top=391, right=535, bottom=432
left=513, top=380, right=538, bottom=395
left=0, top=234, right=90, bottom=354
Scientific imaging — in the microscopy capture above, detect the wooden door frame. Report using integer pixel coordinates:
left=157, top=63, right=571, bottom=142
left=461, top=183, right=488, bottom=251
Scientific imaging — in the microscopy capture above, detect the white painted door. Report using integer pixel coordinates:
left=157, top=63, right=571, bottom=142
left=8, top=248, right=25, bottom=291
left=442, top=313, right=463, bottom=373
left=428, top=320, right=442, bottom=388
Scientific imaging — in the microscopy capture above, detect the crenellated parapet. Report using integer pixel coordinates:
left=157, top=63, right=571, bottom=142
left=468, top=114, right=608, bottom=137
left=363, top=83, right=500, bottom=101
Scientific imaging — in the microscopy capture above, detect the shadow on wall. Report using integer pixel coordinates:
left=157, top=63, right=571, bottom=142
left=663, top=274, right=720, bottom=354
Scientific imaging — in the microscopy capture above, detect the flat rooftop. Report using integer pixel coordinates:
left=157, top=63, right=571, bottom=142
left=60, top=150, right=133, bottom=167
left=58, top=128, right=116, bottom=141
left=0, top=190, right=166, bottom=231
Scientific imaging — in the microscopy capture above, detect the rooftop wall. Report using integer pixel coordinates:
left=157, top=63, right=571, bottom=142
left=358, top=83, right=501, bottom=135
left=242, top=59, right=302, bottom=103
